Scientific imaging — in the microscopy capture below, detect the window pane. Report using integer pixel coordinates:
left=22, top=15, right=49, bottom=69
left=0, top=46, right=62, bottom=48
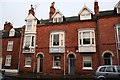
left=27, top=20, right=32, bottom=30
left=83, top=32, right=90, bottom=45
left=53, top=56, right=60, bottom=67
left=99, top=67, right=106, bottom=72
left=117, top=66, right=120, bottom=72
left=5, top=55, right=11, bottom=66
left=106, top=67, right=115, bottom=72
left=83, top=38, right=90, bottom=44
left=7, top=41, right=13, bottom=51
left=25, top=36, right=31, bottom=47
left=118, top=28, right=120, bottom=42
left=53, top=34, right=59, bottom=46
left=25, top=56, right=31, bottom=67
left=60, top=34, right=64, bottom=46
left=83, top=55, right=92, bottom=67
left=31, top=36, right=34, bottom=47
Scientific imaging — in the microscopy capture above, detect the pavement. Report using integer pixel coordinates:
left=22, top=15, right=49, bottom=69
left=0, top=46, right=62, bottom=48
left=5, top=72, right=95, bottom=80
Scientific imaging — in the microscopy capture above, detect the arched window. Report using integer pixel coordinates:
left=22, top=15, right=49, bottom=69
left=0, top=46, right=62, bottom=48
left=104, top=53, right=112, bottom=65
left=9, top=28, right=15, bottom=37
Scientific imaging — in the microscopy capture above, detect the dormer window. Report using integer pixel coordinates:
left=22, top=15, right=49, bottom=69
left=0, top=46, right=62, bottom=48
left=115, top=1, right=120, bottom=14
left=52, top=9, right=64, bottom=23
left=79, top=5, right=93, bottom=20
left=27, top=20, right=32, bottom=31
left=117, top=7, right=120, bottom=13
left=53, top=17, right=63, bottom=23
left=9, top=28, right=15, bottom=37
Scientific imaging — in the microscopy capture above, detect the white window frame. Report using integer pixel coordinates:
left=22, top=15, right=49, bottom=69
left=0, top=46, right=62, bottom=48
left=53, top=17, right=63, bottom=23
left=24, top=35, right=35, bottom=48
left=7, top=41, right=13, bottom=51
left=9, top=28, right=15, bottom=37
left=116, top=24, right=120, bottom=49
left=52, top=56, right=61, bottom=69
left=5, top=55, right=12, bottom=66
left=78, top=29, right=95, bottom=46
left=80, top=9, right=92, bottom=20
left=25, top=56, right=31, bottom=67
left=26, top=20, right=32, bottom=31
left=83, top=55, right=92, bottom=70
left=50, top=31, right=65, bottom=47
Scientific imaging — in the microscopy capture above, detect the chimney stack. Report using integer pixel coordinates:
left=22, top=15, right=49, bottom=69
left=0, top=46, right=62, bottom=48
left=3, top=21, right=13, bottom=31
left=28, top=5, right=35, bottom=16
left=49, top=2, right=56, bottom=20
left=94, top=0, right=99, bottom=15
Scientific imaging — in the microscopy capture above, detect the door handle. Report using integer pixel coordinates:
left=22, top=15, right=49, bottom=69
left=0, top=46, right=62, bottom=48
left=106, top=73, right=108, bottom=75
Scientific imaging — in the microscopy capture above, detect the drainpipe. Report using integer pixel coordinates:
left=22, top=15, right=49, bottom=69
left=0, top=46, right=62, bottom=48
left=18, top=27, right=24, bottom=72
left=96, top=17, right=102, bottom=66
left=114, top=25, right=120, bottom=65
left=64, top=51, right=66, bottom=75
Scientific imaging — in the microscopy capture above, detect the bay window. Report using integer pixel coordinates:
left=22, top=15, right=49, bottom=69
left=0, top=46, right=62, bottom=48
left=50, top=31, right=65, bottom=53
left=78, top=29, right=96, bottom=52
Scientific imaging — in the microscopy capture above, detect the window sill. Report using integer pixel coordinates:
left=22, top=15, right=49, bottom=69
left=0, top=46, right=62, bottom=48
left=82, top=67, right=93, bottom=70
left=24, top=65, right=31, bottom=68
left=5, top=65, right=11, bottom=66
left=52, top=67, right=61, bottom=69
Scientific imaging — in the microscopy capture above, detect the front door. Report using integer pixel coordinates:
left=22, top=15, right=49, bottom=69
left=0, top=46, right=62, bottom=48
left=69, top=54, right=75, bottom=75
left=37, top=54, right=43, bottom=73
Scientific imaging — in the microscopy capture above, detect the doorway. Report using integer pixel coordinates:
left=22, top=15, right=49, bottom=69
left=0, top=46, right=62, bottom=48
left=68, top=54, right=75, bottom=75
left=37, top=54, right=43, bottom=73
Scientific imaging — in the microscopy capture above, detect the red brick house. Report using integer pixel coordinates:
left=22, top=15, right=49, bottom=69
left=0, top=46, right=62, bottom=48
left=7, top=0, right=120, bottom=76
left=2, top=22, right=22, bottom=72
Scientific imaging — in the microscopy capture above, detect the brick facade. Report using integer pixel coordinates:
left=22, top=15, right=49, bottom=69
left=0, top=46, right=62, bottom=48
left=1, top=0, right=120, bottom=76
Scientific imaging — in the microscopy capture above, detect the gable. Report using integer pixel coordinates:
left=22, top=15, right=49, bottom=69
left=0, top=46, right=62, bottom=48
left=78, top=5, right=93, bottom=20
left=52, top=10, right=64, bottom=23
left=115, top=1, right=120, bottom=8
left=25, top=14, right=36, bottom=20
left=9, top=28, right=15, bottom=37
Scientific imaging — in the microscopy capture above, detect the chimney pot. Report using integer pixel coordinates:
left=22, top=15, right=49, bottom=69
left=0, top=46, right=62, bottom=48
left=49, top=2, right=56, bottom=20
left=94, top=0, right=99, bottom=15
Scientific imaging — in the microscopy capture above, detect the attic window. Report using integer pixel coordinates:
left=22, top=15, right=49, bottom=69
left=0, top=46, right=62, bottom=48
left=9, top=28, right=15, bottom=37
left=117, top=7, right=120, bottom=14
left=80, top=10, right=91, bottom=20
left=53, top=17, right=63, bottom=23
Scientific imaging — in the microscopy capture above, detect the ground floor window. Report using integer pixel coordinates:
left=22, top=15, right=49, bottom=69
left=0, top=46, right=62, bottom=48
left=5, top=55, right=12, bottom=66
left=83, top=55, right=92, bottom=69
left=25, top=55, right=31, bottom=67
left=53, top=56, right=61, bottom=69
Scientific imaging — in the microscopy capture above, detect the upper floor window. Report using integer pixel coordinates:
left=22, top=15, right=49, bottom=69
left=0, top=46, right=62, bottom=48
left=50, top=31, right=65, bottom=47
left=116, top=24, right=120, bottom=49
left=5, top=55, right=12, bottom=66
left=27, top=20, right=32, bottom=31
left=7, top=41, right=13, bottom=51
left=9, top=28, right=15, bottom=37
left=24, top=35, right=35, bottom=48
left=78, top=29, right=95, bottom=46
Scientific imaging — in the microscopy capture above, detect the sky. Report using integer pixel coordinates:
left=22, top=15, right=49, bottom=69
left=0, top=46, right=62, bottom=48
left=0, top=0, right=119, bottom=30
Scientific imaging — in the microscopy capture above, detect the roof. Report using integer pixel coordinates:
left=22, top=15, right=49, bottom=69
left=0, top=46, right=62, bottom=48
left=2, top=27, right=22, bottom=38
left=78, top=5, right=93, bottom=15
left=39, top=15, right=97, bottom=25
left=98, top=10, right=117, bottom=17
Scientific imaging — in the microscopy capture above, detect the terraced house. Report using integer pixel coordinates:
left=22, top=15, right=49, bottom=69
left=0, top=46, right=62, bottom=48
left=1, top=0, right=120, bottom=76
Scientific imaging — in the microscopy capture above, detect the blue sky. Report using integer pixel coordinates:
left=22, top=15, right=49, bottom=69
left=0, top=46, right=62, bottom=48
left=0, top=0, right=119, bottom=30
